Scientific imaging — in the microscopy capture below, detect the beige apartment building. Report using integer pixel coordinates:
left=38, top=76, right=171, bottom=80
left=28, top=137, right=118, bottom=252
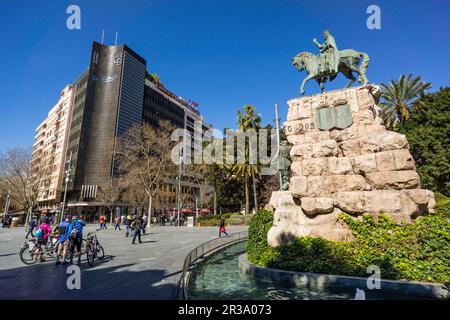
left=31, top=84, right=75, bottom=212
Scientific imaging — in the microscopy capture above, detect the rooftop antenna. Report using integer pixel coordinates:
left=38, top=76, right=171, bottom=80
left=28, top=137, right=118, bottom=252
left=101, top=30, right=105, bottom=44
left=114, top=32, right=118, bottom=46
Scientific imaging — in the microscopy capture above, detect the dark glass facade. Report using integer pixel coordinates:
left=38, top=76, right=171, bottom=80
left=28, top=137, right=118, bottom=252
left=66, top=42, right=146, bottom=200
left=142, top=84, right=185, bottom=128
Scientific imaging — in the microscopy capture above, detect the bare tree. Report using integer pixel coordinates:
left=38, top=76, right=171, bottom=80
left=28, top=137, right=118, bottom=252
left=0, top=148, right=48, bottom=223
left=116, top=121, right=178, bottom=228
left=97, top=177, right=126, bottom=225
left=123, top=183, right=147, bottom=216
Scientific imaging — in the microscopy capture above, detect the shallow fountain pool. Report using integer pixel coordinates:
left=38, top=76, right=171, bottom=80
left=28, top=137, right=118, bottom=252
left=187, top=241, right=424, bottom=300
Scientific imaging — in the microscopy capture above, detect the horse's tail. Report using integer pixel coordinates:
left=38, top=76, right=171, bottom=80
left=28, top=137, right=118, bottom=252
left=358, top=52, right=370, bottom=84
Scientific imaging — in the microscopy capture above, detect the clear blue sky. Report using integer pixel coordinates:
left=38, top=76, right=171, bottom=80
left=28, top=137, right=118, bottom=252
left=0, top=0, right=449, bottom=151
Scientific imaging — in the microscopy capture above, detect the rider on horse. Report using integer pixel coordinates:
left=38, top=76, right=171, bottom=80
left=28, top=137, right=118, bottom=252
left=313, top=30, right=339, bottom=75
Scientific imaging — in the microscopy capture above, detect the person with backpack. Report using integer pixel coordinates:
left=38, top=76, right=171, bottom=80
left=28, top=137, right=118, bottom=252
left=34, top=217, right=52, bottom=261
left=68, top=215, right=86, bottom=265
left=55, top=215, right=72, bottom=265
left=131, top=215, right=143, bottom=244
left=25, top=218, right=36, bottom=239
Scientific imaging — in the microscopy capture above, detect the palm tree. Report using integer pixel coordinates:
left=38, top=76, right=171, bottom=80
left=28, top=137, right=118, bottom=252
left=380, top=74, right=432, bottom=129
left=236, top=105, right=261, bottom=214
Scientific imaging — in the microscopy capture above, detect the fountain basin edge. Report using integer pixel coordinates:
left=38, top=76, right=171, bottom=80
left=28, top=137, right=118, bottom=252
left=238, top=254, right=448, bottom=299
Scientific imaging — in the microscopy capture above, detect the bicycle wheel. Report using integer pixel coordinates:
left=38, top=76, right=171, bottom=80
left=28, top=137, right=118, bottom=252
left=45, top=241, right=57, bottom=257
left=96, top=245, right=105, bottom=260
left=19, top=245, right=39, bottom=265
left=86, top=244, right=96, bottom=266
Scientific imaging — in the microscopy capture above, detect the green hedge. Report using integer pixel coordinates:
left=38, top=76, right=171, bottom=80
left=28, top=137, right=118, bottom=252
left=435, top=193, right=450, bottom=219
left=197, top=213, right=253, bottom=226
left=247, top=202, right=450, bottom=284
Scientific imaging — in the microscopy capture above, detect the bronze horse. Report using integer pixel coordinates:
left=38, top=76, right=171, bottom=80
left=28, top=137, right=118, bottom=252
left=292, top=49, right=369, bottom=95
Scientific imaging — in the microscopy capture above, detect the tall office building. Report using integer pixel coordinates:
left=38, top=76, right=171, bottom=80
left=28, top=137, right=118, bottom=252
left=65, top=43, right=146, bottom=202
left=31, top=41, right=213, bottom=218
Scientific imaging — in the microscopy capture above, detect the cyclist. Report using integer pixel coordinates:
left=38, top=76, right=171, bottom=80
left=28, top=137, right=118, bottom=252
left=55, top=215, right=72, bottom=265
left=34, top=217, right=52, bottom=261
left=68, top=215, right=86, bottom=265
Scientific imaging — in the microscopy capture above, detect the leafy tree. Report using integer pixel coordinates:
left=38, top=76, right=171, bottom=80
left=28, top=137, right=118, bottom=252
left=397, top=87, right=450, bottom=195
left=380, top=74, right=432, bottom=129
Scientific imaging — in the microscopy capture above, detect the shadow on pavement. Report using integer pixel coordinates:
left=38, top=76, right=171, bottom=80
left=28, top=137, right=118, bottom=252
left=0, top=260, right=177, bottom=300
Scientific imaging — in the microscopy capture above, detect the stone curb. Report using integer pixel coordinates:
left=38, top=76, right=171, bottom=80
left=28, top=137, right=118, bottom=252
left=238, top=254, right=448, bottom=299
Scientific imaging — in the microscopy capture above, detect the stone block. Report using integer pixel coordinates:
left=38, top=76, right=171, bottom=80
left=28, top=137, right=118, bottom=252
left=304, top=131, right=330, bottom=143
left=338, top=138, right=361, bottom=157
left=375, top=151, right=396, bottom=171
left=290, top=161, right=303, bottom=176
left=364, top=190, right=402, bottom=213
left=328, top=157, right=353, bottom=175
left=356, top=87, right=376, bottom=109
left=269, top=191, right=297, bottom=210
left=357, top=124, right=386, bottom=137
left=312, top=139, right=339, bottom=158
left=356, top=109, right=376, bottom=124
left=351, top=153, right=377, bottom=174
left=287, top=135, right=305, bottom=145
left=290, top=176, right=308, bottom=198
left=302, top=158, right=328, bottom=176
left=330, top=126, right=358, bottom=142
left=365, top=170, right=420, bottom=190
left=284, top=120, right=316, bottom=136
left=290, top=144, right=312, bottom=161
left=307, top=176, right=333, bottom=197
left=298, top=104, right=312, bottom=120
left=300, top=197, right=316, bottom=215
left=287, top=104, right=298, bottom=121
left=400, top=189, right=435, bottom=219
left=315, top=197, right=334, bottom=214
left=331, top=175, right=367, bottom=192
left=360, top=131, right=409, bottom=154
left=333, top=191, right=366, bottom=215
left=393, top=149, right=416, bottom=170
left=300, top=197, right=334, bottom=216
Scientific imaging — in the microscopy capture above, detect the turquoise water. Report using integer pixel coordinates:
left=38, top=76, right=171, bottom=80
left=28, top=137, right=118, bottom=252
left=187, top=241, right=422, bottom=300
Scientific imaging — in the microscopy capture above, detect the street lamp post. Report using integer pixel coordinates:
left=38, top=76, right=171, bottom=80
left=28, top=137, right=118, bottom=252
left=60, top=151, right=72, bottom=223
left=195, top=194, right=199, bottom=225
left=177, top=153, right=182, bottom=226
left=275, top=104, right=282, bottom=189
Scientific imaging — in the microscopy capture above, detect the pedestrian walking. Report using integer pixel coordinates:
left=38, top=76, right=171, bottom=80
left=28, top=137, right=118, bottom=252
left=142, top=215, right=148, bottom=234
left=124, top=215, right=131, bottom=237
left=114, top=216, right=121, bottom=230
left=25, top=218, right=36, bottom=239
left=131, top=216, right=143, bottom=244
left=218, top=216, right=229, bottom=238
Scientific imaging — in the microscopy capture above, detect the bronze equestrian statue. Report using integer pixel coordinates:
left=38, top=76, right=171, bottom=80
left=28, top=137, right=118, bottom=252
left=292, top=30, right=370, bottom=95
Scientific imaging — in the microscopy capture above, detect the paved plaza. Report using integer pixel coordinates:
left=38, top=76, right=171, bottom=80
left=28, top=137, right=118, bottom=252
left=0, top=224, right=247, bottom=300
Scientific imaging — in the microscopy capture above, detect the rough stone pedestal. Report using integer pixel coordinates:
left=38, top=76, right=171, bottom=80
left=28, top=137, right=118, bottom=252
left=268, top=85, right=435, bottom=247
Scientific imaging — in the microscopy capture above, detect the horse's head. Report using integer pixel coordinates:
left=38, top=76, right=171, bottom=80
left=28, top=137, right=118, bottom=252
left=292, top=52, right=313, bottom=71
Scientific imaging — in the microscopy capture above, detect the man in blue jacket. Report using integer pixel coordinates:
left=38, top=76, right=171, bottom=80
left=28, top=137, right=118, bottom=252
left=68, top=215, right=86, bottom=265
left=55, top=215, right=72, bottom=265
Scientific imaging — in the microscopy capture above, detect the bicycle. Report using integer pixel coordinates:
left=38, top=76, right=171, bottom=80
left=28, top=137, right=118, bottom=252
left=19, top=237, right=55, bottom=265
left=84, top=231, right=105, bottom=266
